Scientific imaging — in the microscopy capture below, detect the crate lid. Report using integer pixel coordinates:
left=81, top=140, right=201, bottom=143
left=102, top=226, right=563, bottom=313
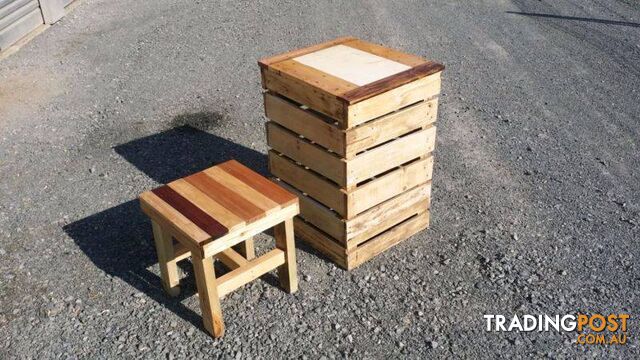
left=259, top=37, right=444, bottom=104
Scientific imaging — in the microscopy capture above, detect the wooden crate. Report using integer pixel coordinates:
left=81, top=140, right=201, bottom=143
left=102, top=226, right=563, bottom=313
left=260, top=37, right=444, bottom=269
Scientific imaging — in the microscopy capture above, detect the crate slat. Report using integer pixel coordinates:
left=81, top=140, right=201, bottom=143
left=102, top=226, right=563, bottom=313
left=276, top=180, right=431, bottom=246
left=345, top=99, right=438, bottom=157
left=346, top=72, right=441, bottom=128
left=265, top=93, right=439, bottom=160
left=347, top=156, right=433, bottom=217
left=266, top=122, right=346, bottom=185
left=349, top=211, right=430, bottom=269
left=268, top=150, right=346, bottom=215
left=295, top=211, right=430, bottom=270
left=267, top=121, right=435, bottom=187
left=269, top=151, right=433, bottom=219
left=264, top=92, right=346, bottom=156
left=345, top=126, right=435, bottom=185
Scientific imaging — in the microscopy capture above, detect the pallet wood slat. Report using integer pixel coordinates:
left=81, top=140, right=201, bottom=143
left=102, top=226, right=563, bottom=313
left=269, top=150, right=433, bottom=219
left=261, top=37, right=443, bottom=268
left=265, top=93, right=439, bottom=159
left=345, top=72, right=441, bottom=127
left=344, top=98, right=438, bottom=157
left=294, top=211, right=430, bottom=270
left=267, top=121, right=435, bottom=187
left=348, top=156, right=433, bottom=217
left=266, top=121, right=346, bottom=185
left=278, top=179, right=431, bottom=247
left=345, top=126, right=436, bottom=185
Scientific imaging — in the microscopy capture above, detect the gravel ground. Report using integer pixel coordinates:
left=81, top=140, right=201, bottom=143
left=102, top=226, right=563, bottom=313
left=1, top=0, right=639, bottom=358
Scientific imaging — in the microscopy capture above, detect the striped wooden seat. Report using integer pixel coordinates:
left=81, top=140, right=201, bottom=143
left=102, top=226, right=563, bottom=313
left=139, top=160, right=299, bottom=338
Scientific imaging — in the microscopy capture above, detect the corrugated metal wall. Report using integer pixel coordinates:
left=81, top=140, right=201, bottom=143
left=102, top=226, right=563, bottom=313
left=0, top=0, right=44, bottom=50
left=0, top=0, right=75, bottom=51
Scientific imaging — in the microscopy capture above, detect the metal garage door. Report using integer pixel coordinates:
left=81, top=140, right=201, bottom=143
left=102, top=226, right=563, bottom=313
left=0, top=0, right=68, bottom=51
left=0, top=0, right=45, bottom=50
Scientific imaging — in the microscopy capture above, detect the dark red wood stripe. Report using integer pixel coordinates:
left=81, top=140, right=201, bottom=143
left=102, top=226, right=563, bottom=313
left=218, top=160, right=298, bottom=206
left=185, top=171, right=265, bottom=222
left=339, top=61, right=445, bottom=104
left=152, top=186, right=228, bottom=240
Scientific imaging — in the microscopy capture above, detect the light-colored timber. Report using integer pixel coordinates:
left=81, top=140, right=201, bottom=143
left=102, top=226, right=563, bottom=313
left=139, top=160, right=300, bottom=338
left=264, top=93, right=439, bottom=159
left=295, top=211, right=430, bottom=270
left=269, top=151, right=433, bottom=219
left=276, top=179, right=431, bottom=248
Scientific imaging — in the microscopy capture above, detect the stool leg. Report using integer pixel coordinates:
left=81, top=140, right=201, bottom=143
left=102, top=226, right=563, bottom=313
left=151, top=221, right=180, bottom=297
left=234, top=237, right=256, bottom=260
left=192, top=254, right=225, bottom=338
left=274, top=218, right=298, bottom=293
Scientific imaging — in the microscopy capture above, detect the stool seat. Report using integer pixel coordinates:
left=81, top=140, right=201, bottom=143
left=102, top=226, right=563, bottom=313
left=140, top=160, right=297, bottom=250
left=139, top=160, right=299, bottom=338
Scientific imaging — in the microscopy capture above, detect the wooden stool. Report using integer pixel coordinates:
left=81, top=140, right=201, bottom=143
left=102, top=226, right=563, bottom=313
left=139, top=160, right=299, bottom=337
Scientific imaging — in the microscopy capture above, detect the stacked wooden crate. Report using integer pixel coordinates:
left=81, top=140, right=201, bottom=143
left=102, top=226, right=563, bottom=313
left=259, top=37, right=444, bottom=269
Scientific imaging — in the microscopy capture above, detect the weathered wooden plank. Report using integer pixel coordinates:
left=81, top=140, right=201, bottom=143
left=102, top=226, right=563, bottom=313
left=345, top=99, right=438, bottom=157
left=269, top=150, right=346, bottom=215
left=261, top=66, right=349, bottom=124
left=279, top=178, right=431, bottom=248
left=276, top=179, right=345, bottom=242
left=346, top=182, right=431, bottom=247
left=346, top=126, right=436, bottom=185
left=348, top=156, right=433, bottom=217
left=293, top=218, right=349, bottom=269
left=267, top=122, right=346, bottom=186
left=294, top=211, right=431, bottom=270
left=345, top=72, right=441, bottom=128
left=349, top=211, right=430, bottom=269
left=264, top=92, right=346, bottom=156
